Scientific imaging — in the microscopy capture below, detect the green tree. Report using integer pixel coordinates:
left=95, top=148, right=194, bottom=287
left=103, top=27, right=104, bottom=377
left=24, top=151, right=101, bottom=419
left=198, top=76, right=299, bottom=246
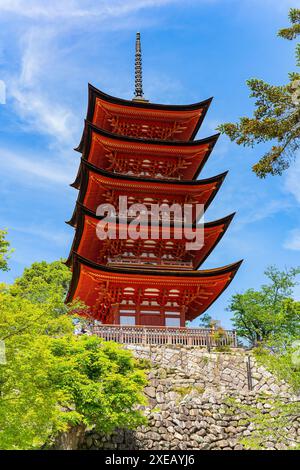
left=227, top=394, right=300, bottom=450
left=218, top=8, right=300, bottom=177
left=255, top=338, right=300, bottom=392
left=10, top=259, right=71, bottom=306
left=231, top=337, right=300, bottom=450
left=49, top=335, right=147, bottom=449
left=228, top=264, right=300, bottom=449
left=0, top=229, right=13, bottom=272
left=198, top=313, right=213, bottom=328
left=0, top=260, right=147, bottom=450
left=0, top=289, right=73, bottom=449
left=228, top=266, right=300, bottom=346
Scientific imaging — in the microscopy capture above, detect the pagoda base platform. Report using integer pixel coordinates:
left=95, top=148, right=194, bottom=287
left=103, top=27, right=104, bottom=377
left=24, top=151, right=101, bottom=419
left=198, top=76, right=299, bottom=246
left=90, top=324, right=237, bottom=348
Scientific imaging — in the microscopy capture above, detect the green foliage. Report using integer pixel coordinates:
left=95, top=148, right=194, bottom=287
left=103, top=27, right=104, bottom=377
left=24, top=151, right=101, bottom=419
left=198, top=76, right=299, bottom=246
left=198, top=315, right=233, bottom=350
left=151, top=407, right=161, bottom=413
left=211, top=327, right=232, bottom=351
left=227, top=263, right=300, bottom=449
left=0, top=289, right=73, bottom=449
left=228, top=266, right=300, bottom=346
left=215, top=344, right=231, bottom=353
left=254, top=339, right=300, bottom=393
left=218, top=8, right=300, bottom=177
left=0, top=229, right=13, bottom=272
left=48, top=336, right=147, bottom=434
left=278, top=8, right=300, bottom=44
left=236, top=341, right=300, bottom=450
left=198, top=313, right=213, bottom=328
left=228, top=395, right=300, bottom=450
left=10, top=259, right=71, bottom=308
left=0, top=259, right=147, bottom=450
left=134, top=358, right=152, bottom=370
left=172, top=385, right=205, bottom=398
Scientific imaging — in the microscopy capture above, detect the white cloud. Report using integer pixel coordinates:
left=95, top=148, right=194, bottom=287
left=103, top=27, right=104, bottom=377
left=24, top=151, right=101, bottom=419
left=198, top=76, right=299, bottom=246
left=19, top=28, right=46, bottom=87
left=0, top=0, right=291, bottom=20
left=284, top=229, right=300, bottom=251
left=5, top=0, right=201, bottom=147
left=7, top=27, right=79, bottom=145
left=284, top=156, right=300, bottom=205
left=0, top=148, right=72, bottom=185
left=2, top=0, right=295, bottom=157
left=11, top=224, right=71, bottom=246
left=0, top=0, right=203, bottom=20
left=234, top=199, right=292, bottom=231
left=247, top=0, right=300, bottom=11
left=1, top=0, right=204, bottom=178
left=247, top=199, right=291, bottom=223
left=11, top=86, right=77, bottom=144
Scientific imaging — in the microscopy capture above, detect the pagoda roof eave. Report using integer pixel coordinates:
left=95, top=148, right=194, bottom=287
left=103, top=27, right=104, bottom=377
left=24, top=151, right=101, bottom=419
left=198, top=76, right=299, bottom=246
left=65, top=200, right=205, bottom=228
left=76, top=119, right=220, bottom=153
left=71, top=121, right=220, bottom=187
left=66, top=168, right=227, bottom=228
left=87, top=83, right=213, bottom=112
left=71, top=252, right=242, bottom=280
left=67, top=202, right=235, bottom=228
left=195, top=212, right=235, bottom=269
left=66, top=253, right=243, bottom=320
left=75, top=83, right=213, bottom=152
left=71, top=158, right=228, bottom=189
left=65, top=206, right=235, bottom=269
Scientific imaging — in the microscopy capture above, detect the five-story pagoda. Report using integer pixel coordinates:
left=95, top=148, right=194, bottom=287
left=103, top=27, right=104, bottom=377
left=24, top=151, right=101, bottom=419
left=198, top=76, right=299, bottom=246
left=66, top=33, right=242, bottom=328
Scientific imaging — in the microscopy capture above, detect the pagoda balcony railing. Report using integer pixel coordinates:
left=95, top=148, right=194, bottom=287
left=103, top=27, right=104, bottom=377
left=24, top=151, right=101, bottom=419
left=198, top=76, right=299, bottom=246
left=91, top=324, right=237, bottom=348
left=106, top=257, right=193, bottom=270
left=113, top=169, right=182, bottom=181
left=124, top=213, right=188, bottom=223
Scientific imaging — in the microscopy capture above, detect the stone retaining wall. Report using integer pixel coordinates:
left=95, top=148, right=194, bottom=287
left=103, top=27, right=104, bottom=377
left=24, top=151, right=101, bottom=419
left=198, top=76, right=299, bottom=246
left=80, top=345, right=299, bottom=450
left=129, top=345, right=291, bottom=396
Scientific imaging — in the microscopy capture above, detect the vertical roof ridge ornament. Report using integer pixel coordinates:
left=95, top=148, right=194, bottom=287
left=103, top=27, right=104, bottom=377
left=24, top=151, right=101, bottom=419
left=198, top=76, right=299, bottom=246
left=133, top=32, right=149, bottom=103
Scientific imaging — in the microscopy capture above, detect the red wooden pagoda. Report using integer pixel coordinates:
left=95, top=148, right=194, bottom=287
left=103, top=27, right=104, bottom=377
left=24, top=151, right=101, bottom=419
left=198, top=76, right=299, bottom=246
left=66, top=33, right=242, bottom=327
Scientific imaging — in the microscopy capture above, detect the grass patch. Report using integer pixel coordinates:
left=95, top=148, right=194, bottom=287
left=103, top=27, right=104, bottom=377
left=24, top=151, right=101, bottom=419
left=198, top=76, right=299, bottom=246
left=172, top=385, right=205, bottom=399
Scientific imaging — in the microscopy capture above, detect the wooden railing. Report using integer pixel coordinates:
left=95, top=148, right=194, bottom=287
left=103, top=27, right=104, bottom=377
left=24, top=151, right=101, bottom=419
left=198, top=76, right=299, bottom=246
left=91, top=324, right=237, bottom=348
left=107, top=258, right=193, bottom=270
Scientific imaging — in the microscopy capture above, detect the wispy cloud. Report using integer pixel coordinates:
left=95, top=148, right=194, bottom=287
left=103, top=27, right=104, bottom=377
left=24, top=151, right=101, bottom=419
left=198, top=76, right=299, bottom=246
left=284, top=229, right=300, bottom=251
left=4, top=0, right=287, bottom=152
left=8, top=27, right=79, bottom=145
left=233, top=198, right=292, bottom=231
left=1, top=0, right=291, bottom=20
left=247, top=0, right=300, bottom=11
left=10, top=224, right=71, bottom=246
left=11, top=86, right=77, bottom=144
left=0, top=148, right=73, bottom=185
left=0, top=0, right=205, bottom=20
left=1, top=0, right=208, bottom=195
left=284, top=156, right=300, bottom=205
left=4, top=0, right=201, bottom=148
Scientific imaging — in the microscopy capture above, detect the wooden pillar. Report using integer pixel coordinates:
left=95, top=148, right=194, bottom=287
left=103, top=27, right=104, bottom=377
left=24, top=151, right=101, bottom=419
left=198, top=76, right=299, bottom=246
left=111, top=303, right=119, bottom=325
left=136, top=288, right=142, bottom=325
left=180, top=306, right=186, bottom=327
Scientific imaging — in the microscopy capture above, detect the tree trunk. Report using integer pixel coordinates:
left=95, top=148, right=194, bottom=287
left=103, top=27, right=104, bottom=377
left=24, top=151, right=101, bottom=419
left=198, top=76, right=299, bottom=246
left=52, top=424, right=86, bottom=450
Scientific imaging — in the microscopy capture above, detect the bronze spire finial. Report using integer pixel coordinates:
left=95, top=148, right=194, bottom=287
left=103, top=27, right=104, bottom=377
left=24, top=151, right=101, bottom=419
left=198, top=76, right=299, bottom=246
left=133, top=32, right=148, bottom=102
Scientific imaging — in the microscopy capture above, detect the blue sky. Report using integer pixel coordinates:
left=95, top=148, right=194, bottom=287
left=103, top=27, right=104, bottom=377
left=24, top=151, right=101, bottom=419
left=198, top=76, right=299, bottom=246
left=0, top=0, right=299, bottom=328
